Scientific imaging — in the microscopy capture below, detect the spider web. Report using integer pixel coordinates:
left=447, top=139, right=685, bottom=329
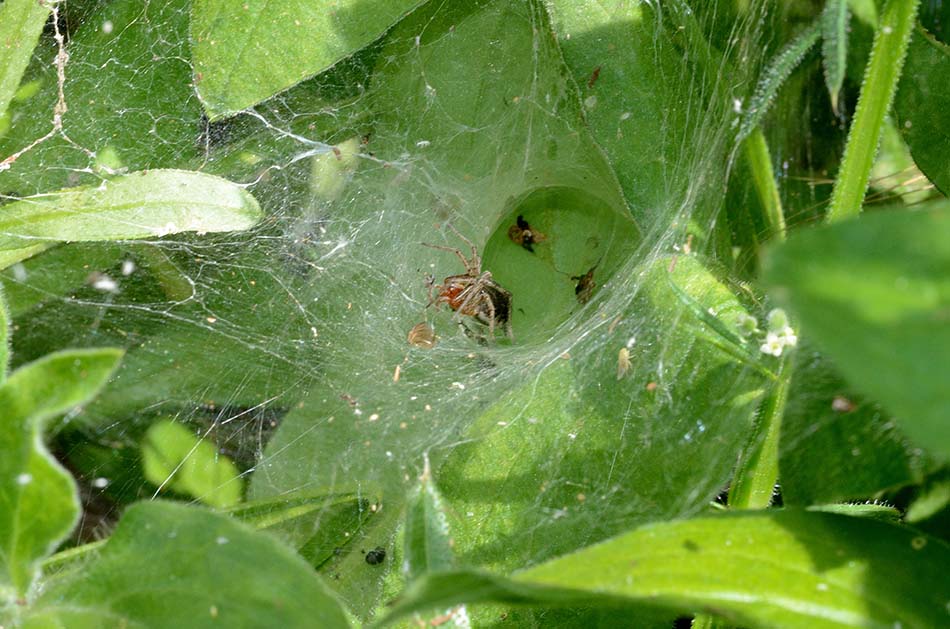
left=1, top=0, right=923, bottom=623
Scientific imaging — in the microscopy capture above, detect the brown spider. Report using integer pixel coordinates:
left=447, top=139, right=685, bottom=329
left=423, top=225, right=513, bottom=340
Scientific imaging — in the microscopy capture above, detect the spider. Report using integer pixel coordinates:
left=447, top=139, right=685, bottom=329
left=423, top=225, right=514, bottom=340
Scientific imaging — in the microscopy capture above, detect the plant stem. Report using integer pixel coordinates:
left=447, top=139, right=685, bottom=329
left=729, top=359, right=790, bottom=509
left=743, top=127, right=786, bottom=242
left=827, top=0, right=920, bottom=223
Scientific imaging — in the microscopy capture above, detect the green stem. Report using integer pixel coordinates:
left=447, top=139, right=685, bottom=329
left=729, top=360, right=790, bottom=509
left=743, top=127, right=786, bottom=242
left=827, top=0, right=920, bottom=223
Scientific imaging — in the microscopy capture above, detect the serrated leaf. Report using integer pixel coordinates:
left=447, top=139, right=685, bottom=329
left=141, top=419, right=244, bottom=508
left=764, top=205, right=950, bottom=459
left=380, top=510, right=950, bottom=629
left=822, top=0, right=850, bottom=114
left=740, top=20, right=821, bottom=141
left=0, top=348, right=123, bottom=595
left=0, top=0, right=50, bottom=122
left=191, top=0, right=422, bottom=119
left=0, top=170, right=261, bottom=267
left=30, top=501, right=352, bottom=628
left=895, top=27, right=950, bottom=195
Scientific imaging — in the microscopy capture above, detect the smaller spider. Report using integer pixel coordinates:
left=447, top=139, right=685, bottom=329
left=423, top=225, right=514, bottom=340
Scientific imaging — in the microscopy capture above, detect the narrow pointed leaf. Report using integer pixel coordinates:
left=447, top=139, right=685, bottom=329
left=740, top=20, right=821, bottom=141
left=0, top=348, right=123, bottom=595
left=0, top=169, right=261, bottom=265
left=404, top=461, right=454, bottom=581
left=822, top=0, right=850, bottom=113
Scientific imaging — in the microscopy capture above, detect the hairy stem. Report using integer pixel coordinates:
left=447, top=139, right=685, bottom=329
left=827, top=0, right=920, bottom=223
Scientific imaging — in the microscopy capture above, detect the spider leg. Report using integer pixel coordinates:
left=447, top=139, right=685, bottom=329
left=449, top=283, right=481, bottom=322
left=444, top=223, right=481, bottom=272
left=422, top=242, right=472, bottom=272
left=484, top=291, right=496, bottom=339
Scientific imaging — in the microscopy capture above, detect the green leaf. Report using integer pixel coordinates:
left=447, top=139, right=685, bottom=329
left=545, top=2, right=708, bottom=226
left=764, top=206, right=950, bottom=459
left=828, top=0, right=920, bottom=222
left=821, top=0, right=850, bottom=114
left=0, top=348, right=123, bottom=596
left=30, top=502, right=352, bottom=628
left=780, top=345, right=930, bottom=505
left=0, top=0, right=201, bottom=197
left=190, top=0, right=421, bottom=119
left=895, top=26, right=950, bottom=195
left=437, top=255, right=767, bottom=572
left=404, top=458, right=454, bottom=582
left=808, top=502, right=903, bottom=523
left=906, top=474, right=950, bottom=522
left=380, top=510, right=950, bottom=628
left=141, top=419, right=244, bottom=508
left=0, top=0, right=50, bottom=122
left=740, top=20, right=821, bottom=142
left=0, top=169, right=261, bottom=266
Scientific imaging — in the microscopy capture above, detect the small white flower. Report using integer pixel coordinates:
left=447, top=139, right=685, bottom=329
left=780, top=326, right=798, bottom=347
left=760, top=332, right=784, bottom=357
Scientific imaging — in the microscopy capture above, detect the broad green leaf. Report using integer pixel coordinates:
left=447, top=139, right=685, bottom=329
left=141, top=419, right=244, bottom=508
left=0, top=169, right=261, bottom=266
left=404, top=459, right=454, bottom=582
left=190, top=0, right=421, bottom=119
left=821, top=0, right=850, bottom=114
left=740, top=20, right=821, bottom=141
left=544, top=2, right=699, bottom=226
left=0, top=0, right=50, bottom=123
left=30, top=502, right=352, bottom=628
left=780, top=345, right=930, bottom=505
left=764, top=206, right=950, bottom=459
left=895, top=27, right=950, bottom=195
left=0, top=348, right=122, bottom=595
left=380, top=510, right=950, bottom=629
